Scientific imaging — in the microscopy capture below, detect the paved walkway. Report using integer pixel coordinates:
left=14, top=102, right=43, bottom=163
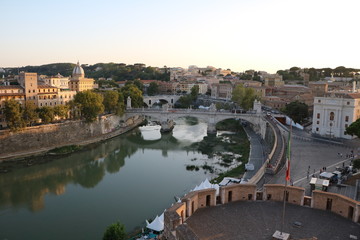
left=242, top=125, right=267, bottom=181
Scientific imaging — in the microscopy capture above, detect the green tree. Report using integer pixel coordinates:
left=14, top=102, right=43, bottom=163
left=102, top=222, right=126, bottom=240
left=115, top=91, right=125, bottom=116
left=190, top=85, right=199, bottom=100
left=54, top=105, right=69, bottom=120
left=74, top=90, right=105, bottom=122
left=103, top=91, right=119, bottom=113
left=345, top=118, right=360, bottom=138
left=231, top=84, right=258, bottom=110
left=4, top=99, right=25, bottom=131
left=177, top=95, right=193, bottom=108
left=353, top=158, right=360, bottom=170
left=147, top=82, right=159, bottom=96
left=67, top=100, right=80, bottom=120
left=125, top=79, right=144, bottom=92
left=37, top=106, right=55, bottom=124
left=121, top=84, right=143, bottom=108
left=283, top=101, right=309, bottom=124
left=23, top=100, right=38, bottom=126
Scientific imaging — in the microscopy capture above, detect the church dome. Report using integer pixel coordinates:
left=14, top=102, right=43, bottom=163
left=72, top=61, right=85, bottom=78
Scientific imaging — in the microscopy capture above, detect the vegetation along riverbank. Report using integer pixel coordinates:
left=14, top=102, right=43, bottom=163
left=185, top=119, right=250, bottom=183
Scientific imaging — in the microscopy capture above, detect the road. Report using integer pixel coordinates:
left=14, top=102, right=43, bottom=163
left=266, top=129, right=357, bottom=196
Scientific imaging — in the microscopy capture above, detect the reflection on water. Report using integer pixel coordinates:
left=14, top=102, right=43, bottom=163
left=0, top=118, right=212, bottom=240
left=173, top=118, right=207, bottom=143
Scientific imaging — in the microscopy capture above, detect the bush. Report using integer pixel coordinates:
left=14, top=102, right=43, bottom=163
left=353, top=159, right=360, bottom=170
left=103, top=221, right=126, bottom=240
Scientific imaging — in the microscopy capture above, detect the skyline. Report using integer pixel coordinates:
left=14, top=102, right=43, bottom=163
left=1, top=0, right=360, bottom=73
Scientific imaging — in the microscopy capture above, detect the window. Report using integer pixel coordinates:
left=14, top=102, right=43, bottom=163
left=317, top=121, right=319, bottom=124
left=317, top=113, right=320, bottom=119
left=345, top=116, right=349, bottom=122
left=318, top=99, right=321, bottom=103
left=316, top=127, right=319, bottom=131
left=347, top=102, right=350, bottom=105
left=228, top=191, right=232, bottom=202
left=345, top=124, right=348, bottom=128
left=206, top=195, right=211, bottom=207
left=330, top=112, right=334, bottom=121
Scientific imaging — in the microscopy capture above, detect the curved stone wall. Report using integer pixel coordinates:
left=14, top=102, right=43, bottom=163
left=0, top=115, right=144, bottom=160
left=164, top=184, right=360, bottom=240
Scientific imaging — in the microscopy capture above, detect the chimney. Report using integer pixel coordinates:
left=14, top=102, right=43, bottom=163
left=352, top=80, right=356, bottom=93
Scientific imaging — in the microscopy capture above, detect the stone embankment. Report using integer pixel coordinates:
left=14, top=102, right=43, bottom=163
left=0, top=114, right=144, bottom=161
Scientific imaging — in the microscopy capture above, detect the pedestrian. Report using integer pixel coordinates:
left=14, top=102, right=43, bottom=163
left=340, top=153, right=343, bottom=158
left=342, top=162, right=345, bottom=167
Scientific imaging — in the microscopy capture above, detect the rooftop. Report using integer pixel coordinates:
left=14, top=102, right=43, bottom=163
left=185, top=201, right=360, bottom=240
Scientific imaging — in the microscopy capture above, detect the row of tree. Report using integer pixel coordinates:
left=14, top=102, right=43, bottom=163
left=2, top=83, right=144, bottom=131
left=277, top=66, right=360, bottom=81
left=3, top=100, right=70, bottom=131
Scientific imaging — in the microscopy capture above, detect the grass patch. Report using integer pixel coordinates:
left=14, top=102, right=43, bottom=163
left=186, top=165, right=200, bottom=171
left=202, top=164, right=214, bottom=173
left=48, top=145, right=82, bottom=155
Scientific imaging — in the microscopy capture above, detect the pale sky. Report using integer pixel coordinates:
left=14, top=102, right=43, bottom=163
left=1, top=0, right=359, bottom=73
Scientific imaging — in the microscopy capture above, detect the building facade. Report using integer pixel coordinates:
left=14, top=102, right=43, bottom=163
left=41, top=73, right=70, bottom=89
left=211, top=83, right=233, bottom=100
left=312, top=92, right=360, bottom=139
left=69, top=62, right=95, bottom=92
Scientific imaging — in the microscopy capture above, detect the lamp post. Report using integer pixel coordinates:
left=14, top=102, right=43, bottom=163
left=329, top=120, right=334, bottom=139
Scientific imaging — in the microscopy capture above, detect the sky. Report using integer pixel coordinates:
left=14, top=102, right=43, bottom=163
left=1, top=0, right=359, bottom=73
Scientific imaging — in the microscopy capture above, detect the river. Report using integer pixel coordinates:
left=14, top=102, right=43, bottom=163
left=0, top=118, right=232, bottom=240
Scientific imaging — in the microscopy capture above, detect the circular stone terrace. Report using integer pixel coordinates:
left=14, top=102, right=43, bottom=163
left=184, top=201, right=360, bottom=240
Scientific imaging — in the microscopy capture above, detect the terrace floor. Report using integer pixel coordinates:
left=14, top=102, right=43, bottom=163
left=185, top=201, right=360, bottom=240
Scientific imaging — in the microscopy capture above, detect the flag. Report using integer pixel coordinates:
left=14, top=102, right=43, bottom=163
left=285, top=130, right=291, bottom=181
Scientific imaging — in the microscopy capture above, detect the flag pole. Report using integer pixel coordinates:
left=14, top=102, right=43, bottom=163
left=281, top=120, right=292, bottom=235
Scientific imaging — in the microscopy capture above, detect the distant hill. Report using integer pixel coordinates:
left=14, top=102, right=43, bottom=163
left=277, top=66, right=360, bottom=81
left=3, top=62, right=170, bottom=82
left=5, top=63, right=76, bottom=77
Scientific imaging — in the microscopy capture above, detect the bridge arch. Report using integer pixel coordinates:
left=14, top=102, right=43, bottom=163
left=143, top=95, right=181, bottom=107
left=125, top=108, right=266, bottom=136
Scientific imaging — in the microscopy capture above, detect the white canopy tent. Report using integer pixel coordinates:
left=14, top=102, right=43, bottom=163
left=191, top=178, right=220, bottom=195
left=146, top=213, right=164, bottom=232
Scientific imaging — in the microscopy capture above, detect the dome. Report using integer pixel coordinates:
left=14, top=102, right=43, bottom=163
left=72, top=61, right=85, bottom=78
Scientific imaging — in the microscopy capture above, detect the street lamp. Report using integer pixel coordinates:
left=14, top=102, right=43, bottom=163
left=329, top=121, right=334, bottom=139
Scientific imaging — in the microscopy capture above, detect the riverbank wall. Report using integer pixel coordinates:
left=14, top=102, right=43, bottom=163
left=0, top=114, right=144, bottom=161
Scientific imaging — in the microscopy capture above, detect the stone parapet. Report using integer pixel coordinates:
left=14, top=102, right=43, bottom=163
left=0, top=115, right=144, bottom=161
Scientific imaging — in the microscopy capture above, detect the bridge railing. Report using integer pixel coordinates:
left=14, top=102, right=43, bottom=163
left=125, top=108, right=258, bottom=115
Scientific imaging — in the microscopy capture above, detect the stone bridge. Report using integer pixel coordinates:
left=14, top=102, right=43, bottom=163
left=143, top=95, right=182, bottom=107
left=125, top=107, right=268, bottom=137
